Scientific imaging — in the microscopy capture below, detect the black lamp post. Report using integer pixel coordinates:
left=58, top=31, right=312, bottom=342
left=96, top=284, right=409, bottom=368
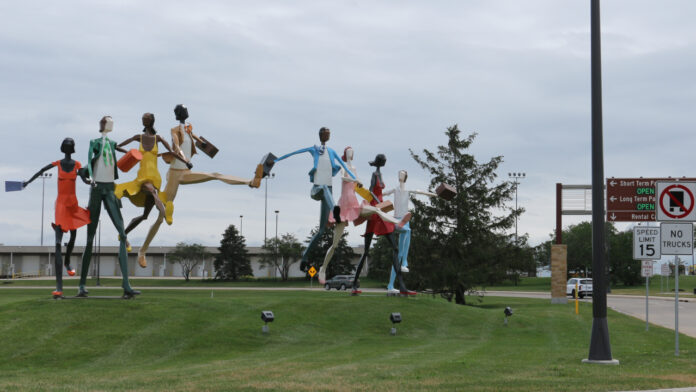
left=585, top=0, right=616, bottom=364
left=508, top=172, right=525, bottom=243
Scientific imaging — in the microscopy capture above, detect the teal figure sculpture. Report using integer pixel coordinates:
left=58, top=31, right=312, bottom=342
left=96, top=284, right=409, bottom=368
left=77, top=116, right=140, bottom=299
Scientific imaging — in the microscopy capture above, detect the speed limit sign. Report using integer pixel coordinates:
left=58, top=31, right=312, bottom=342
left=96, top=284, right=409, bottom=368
left=633, top=226, right=661, bottom=260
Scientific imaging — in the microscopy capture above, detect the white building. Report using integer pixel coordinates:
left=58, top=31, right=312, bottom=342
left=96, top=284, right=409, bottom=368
left=0, top=245, right=365, bottom=279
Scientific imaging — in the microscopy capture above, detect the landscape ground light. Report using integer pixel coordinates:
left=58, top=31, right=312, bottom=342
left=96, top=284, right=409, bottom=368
left=390, top=312, right=401, bottom=335
left=261, top=310, right=274, bottom=333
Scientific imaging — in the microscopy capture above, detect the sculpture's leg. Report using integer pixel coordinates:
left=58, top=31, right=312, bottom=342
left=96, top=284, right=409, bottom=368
left=79, top=186, right=102, bottom=295
left=65, top=229, right=76, bottom=274
left=302, top=185, right=333, bottom=264
left=103, top=185, right=135, bottom=294
left=385, top=233, right=409, bottom=293
left=352, top=233, right=373, bottom=291
left=388, top=223, right=411, bottom=290
left=139, top=170, right=181, bottom=268
left=319, top=222, right=347, bottom=284
left=53, top=226, right=64, bottom=295
left=124, top=196, right=154, bottom=235
left=179, top=171, right=250, bottom=186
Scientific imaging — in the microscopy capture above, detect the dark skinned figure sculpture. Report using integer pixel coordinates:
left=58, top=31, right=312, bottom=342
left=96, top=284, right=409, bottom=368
left=352, top=154, right=415, bottom=297
left=136, top=104, right=256, bottom=268
left=114, top=113, right=191, bottom=250
left=24, top=138, right=91, bottom=299
left=78, top=116, right=139, bottom=299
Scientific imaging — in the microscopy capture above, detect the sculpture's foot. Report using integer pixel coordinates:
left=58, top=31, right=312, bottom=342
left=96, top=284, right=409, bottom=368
left=318, top=266, right=326, bottom=285
left=65, top=265, right=76, bottom=276
left=387, top=288, right=400, bottom=297
left=250, top=164, right=263, bottom=188
left=52, top=290, right=64, bottom=299
left=351, top=289, right=361, bottom=296
left=76, top=288, right=89, bottom=298
left=165, top=201, right=174, bottom=225
left=400, top=266, right=409, bottom=273
left=138, top=253, right=147, bottom=268
left=122, top=289, right=141, bottom=299
left=399, top=289, right=417, bottom=296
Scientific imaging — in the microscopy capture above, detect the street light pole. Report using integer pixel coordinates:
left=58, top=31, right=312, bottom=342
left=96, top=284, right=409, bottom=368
left=508, top=172, right=525, bottom=243
left=585, top=0, right=616, bottom=364
left=40, top=172, right=52, bottom=246
left=240, top=215, right=243, bottom=236
left=264, top=173, right=275, bottom=244
left=275, top=210, right=279, bottom=280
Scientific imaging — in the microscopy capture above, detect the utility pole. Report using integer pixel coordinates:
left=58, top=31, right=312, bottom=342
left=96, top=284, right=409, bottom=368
left=584, top=0, right=617, bottom=364
left=264, top=173, right=275, bottom=244
left=508, top=172, right=525, bottom=242
left=40, top=172, right=52, bottom=246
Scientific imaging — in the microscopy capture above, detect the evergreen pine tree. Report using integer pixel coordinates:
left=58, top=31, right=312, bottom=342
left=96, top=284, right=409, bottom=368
left=214, top=225, right=253, bottom=280
left=408, top=125, right=529, bottom=304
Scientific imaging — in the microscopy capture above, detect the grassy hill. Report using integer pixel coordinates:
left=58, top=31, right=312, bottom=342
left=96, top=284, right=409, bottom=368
left=1, top=289, right=695, bottom=391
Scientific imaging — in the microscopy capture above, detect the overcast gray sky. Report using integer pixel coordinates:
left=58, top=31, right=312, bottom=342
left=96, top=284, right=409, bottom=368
left=1, top=1, right=695, bottom=249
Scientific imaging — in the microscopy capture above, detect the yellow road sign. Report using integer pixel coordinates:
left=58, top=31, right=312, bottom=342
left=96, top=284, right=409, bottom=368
left=308, top=266, right=317, bottom=277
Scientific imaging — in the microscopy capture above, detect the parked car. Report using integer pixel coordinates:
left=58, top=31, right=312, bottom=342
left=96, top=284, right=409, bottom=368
left=567, top=278, right=593, bottom=298
left=324, top=275, right=359, bottom=291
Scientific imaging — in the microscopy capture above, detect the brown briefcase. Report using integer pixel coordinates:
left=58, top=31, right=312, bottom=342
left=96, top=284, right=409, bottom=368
left=195, top=136, right=219, bottom=158
left=436, top=183, right=457, bottom=201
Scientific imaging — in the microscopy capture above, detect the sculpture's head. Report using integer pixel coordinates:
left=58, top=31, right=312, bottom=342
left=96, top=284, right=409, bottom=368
left=369, top=154, right=386, bottom=168
left=398, top=170, right=408, bottom=183
left=61, top=138, right=75, bottom=154
left=174, top=104, right=189, bottom=122
left=142, top=113, right=155, bottom=130
left=319, top=127, right=330, bottom=143
left=99, top=116, right=113, bottom=134
left=342, top=146, right=353, bottom=162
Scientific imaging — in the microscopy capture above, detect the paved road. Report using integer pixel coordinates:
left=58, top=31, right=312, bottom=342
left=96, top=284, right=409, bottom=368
left=486, top=291, right=696, bottom=338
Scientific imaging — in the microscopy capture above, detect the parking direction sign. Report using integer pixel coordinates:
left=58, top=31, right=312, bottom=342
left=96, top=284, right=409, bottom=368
left=633, top=226, right=661, bottom=260
left=641, top=260, right=654, bottom=278
left=656, top=182, right=696, bottom=222
left=661, top=263, right=670, bottom=275
left=660, top=223, right=694, bottom=255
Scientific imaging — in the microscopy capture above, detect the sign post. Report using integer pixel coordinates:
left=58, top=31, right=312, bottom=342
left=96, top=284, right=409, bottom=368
left=661, top=263, right=670, bottom=293
left=659, top=222, right=694, bottom=356
left=308, top=266, right=317, bottom=289
left=641, top=260, right=653, bottom=331
left=634, top=226, right=660, bottom=333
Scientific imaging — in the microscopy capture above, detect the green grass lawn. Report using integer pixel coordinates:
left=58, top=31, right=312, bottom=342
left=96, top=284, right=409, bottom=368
left=1, top=289, right=696, bottom=391
left=1, top=276, right=387, bottom=289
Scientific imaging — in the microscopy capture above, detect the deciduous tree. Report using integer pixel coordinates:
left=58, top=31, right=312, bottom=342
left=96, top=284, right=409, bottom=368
left=168, top=242, right=211, bottom=282
left=260, top=233, right=304, bottom=281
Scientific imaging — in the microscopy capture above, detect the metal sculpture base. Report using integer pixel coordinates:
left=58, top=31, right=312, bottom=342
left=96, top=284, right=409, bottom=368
left=581, top=359, right=619, bottom=365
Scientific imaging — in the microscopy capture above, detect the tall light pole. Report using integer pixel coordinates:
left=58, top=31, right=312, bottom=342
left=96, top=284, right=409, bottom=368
left=264, top=173, right=275, bottom=244
left=508, top=172, right=525, bottom=243
left=275, top=210, right=279, bottom=280
left=40, top=172, right=52, bottom=246
left=585, top=0, right=616, bottom=364
left=239, top=215, right=243, bottom=236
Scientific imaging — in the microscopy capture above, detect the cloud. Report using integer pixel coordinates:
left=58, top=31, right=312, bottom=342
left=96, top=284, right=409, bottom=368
left=2, top=1, right=696, bottom=248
